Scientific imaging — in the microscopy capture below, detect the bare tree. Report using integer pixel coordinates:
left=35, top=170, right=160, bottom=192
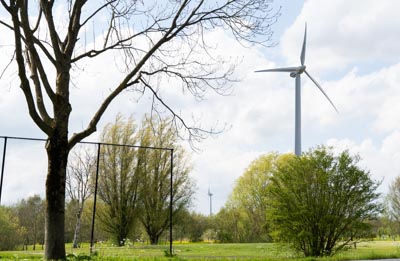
left=66, top=147, right=95, bottom=248
left=0, top=1, right=279, bottom=258
left=386, top=175, right=400, bottom=231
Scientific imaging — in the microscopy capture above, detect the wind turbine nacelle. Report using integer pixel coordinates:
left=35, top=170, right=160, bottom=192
left=289, top=66, right=306, bottom=78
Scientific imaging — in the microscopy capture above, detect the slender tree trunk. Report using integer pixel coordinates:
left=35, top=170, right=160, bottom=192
left=73, top=208, right=83, bottom=248
left=44, top=134, right=69, bottom=259
left=33, top=223, right=37, bottom=251
left=150, top=236, right=159, bottom=245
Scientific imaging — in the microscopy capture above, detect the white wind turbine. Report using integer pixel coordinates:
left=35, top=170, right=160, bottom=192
left=255, top=24, right=338, bottom=156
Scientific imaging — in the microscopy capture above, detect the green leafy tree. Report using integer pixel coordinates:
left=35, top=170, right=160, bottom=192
left=0, top=1, right=278, bottom=258
left=187, top=212, right=210, bottom=242
left=384, top=175, right=400, bottom=239
left=214, top=204, right=246, bottom=243
left=173, top=210, right=211, bottom=243
left=231, top=153, right=277, bottom=242
left=0, top=206, right=24, bottom=250
left=137, top=116, right=195, bottom=245
left=96, top=115, right=194, bottom=245
left=215, top=153, right=279, bottom=242
left=97, top=115, right=141, bottom=246
left=16, top=195, right=45, bottom=250
left=267, top=147, right=381, bottom=257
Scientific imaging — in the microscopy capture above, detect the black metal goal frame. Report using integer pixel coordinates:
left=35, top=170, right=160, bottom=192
left=0, top=135, right=174, bottom=255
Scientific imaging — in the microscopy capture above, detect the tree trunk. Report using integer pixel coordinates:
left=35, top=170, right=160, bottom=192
left=33, top=223, right=37, bottom=251
left=148, top=231, right=160, bottom=245
left=72, top=208, right=83, bottom=248
left=44, top=135, right=69, bottom=259
left=150, top=236, right=159, bottom=245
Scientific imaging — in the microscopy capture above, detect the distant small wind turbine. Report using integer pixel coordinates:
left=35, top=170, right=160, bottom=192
left=208, top=187, right=213, bottom=216
left=255, top=24, right=338, bottom=156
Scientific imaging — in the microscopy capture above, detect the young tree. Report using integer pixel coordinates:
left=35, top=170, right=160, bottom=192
left=15, top=195, right=45, bottom=251
left=387, top=176, right=400, bottom=219
left=97, top=115, right=140, bottom=246
left=228, top=153, right=278, bottom=242
left=66, top=147, right=96, bottom=248
left=267, top=147, right=381, bottom=257
left=137, top=116, right=195, bottom=244
left=214, top=205, right=243, bottom=242
left=0, top=1, right=278, bottom=258
left=174, top=210, right=211, bottom=242
left=215, top=153, right=282, bottom=243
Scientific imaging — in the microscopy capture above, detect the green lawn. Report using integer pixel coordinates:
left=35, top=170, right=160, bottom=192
left=2, top=241, right=400, bottom=260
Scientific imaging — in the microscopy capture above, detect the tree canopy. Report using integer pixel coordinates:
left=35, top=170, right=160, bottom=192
left=97, top=115, right=141, bottom=246
left=137, top=116, right=195, bottom=244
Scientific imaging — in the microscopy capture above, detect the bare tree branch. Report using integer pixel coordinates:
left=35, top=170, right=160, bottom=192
left=140, top=78, right=219, bottom=150
left=68, top=0, right=278, bottom=148
left=0, top=50, right=15, bottom=80
left=8, top=1, right=53, bottom=135
left=64, top=0, right=86, bottom=57
left=31, top=4, right=43, bottom=33
left=40, top=0, right=63, bottom=64
left=80, top=1, right=117, bottom=27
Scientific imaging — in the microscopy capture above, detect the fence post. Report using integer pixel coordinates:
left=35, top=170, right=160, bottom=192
left=90, top=143, right=101, bottom=254
left=0, top=137, right=8, bottom=205
left=169, top=148, right=174, bottom=255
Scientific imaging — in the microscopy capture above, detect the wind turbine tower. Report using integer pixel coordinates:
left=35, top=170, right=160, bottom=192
left=208, top=187, right=213, bottom=216
left=255, top=24, right=338, bottom=156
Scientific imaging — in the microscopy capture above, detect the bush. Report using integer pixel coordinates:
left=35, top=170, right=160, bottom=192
left=267, top=147, right=381, bottom=257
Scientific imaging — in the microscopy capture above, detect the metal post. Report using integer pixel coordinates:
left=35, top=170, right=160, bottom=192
left=209, top=193, right=212, bottom=216
left=90, top=143, right=101, bottom=254
left=169, top=149, right=173, bottom=256
left=0, top=137, right=8, bottom=205
left=295, top=74, right=302, bottom=156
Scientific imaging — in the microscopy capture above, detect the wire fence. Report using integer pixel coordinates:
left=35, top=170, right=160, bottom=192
left=0, top=135, right=174, bottom=254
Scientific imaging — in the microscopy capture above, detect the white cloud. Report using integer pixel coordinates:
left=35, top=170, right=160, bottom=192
left=281, top=0, right=400, bottom=74
left=327, top=131, right=400, bottom=196
left=0, top=140, right=47, bottom=204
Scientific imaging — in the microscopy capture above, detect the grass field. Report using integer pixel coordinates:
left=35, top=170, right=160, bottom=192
left=1, top=241, right=400, bottom=260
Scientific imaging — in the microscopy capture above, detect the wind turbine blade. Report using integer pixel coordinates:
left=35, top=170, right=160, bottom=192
left=300, top=23, right=307, bottom=66
left=304, top=70, right=339, bottom=113
left=255, top=66, right=302, bottom=73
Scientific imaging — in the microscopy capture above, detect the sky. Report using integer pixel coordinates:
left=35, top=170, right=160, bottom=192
left=1, top=0, right=400, bottom=215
